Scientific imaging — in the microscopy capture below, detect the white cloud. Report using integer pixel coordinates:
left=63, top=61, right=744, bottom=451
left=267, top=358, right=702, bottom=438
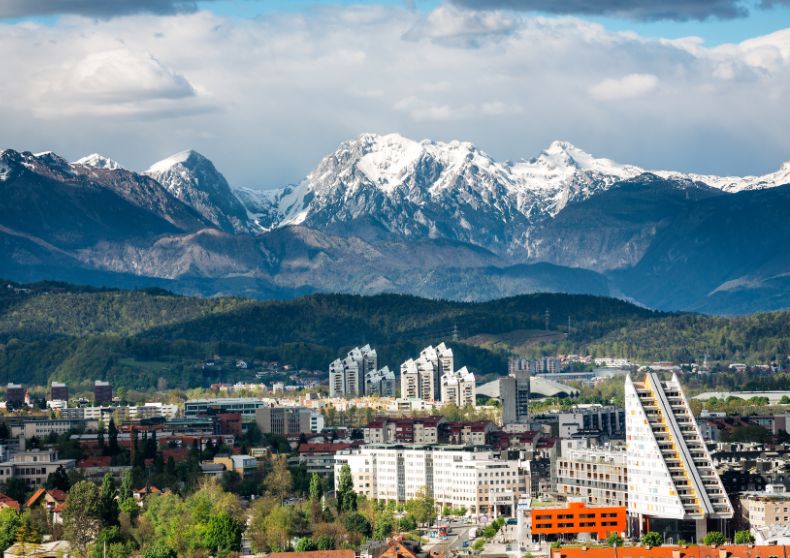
left=0, top=6, right=788, bottom=188
left=589, top=73, right=660, bottom=101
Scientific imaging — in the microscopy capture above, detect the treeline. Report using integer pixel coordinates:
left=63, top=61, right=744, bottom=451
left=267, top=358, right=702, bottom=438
left=1, top=279, right=788, bottom=389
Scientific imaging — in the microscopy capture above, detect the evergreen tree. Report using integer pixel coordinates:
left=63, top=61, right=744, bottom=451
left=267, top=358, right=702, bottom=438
left=98, top=473, right=119, bottom=527
left=107, top=418, right=119, bottom=456
left=336, top=464, right=357, bottom=513
left=309, top=472, right=323, bottom=502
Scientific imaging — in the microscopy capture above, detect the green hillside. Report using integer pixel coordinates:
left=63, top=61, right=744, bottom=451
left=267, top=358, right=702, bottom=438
left=0, top=280, right=787, bottom=389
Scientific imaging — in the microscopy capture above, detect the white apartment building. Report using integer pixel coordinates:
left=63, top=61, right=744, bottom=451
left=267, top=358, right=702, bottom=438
left=739, top=485, right=790, bottom=529
left=329, top=345, right=379, bottom=398
left=400, top=343, right=455, bottom=403
left=556, top=440, right=628, bottom=507
left=335, top=444, right=528, bottom=516
left=625, top=373, right=733, bottom=539
left=365, top=366, right=397, bottom=397
left=441, top=366, right=476, bottom=406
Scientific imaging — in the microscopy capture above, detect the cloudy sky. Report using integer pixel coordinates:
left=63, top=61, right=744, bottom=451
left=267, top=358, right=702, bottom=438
left=1, top=0, right=790, bottom=188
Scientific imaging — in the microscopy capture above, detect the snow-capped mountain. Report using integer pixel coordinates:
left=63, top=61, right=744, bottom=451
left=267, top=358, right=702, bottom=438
left=73, top=153, right=123, bottom=171
left=249, top=133, right=790, bottom=256
left=145, top=150, right=252, bottom=234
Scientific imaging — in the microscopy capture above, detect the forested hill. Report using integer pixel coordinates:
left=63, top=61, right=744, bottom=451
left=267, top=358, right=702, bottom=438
left=0, top=280, right=788, bottom=389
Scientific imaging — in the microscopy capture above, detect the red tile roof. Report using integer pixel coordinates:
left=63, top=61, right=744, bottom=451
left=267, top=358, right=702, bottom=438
left=25, top=488, right=46, bottom=509
left=268, top=551, right=355, bottom=558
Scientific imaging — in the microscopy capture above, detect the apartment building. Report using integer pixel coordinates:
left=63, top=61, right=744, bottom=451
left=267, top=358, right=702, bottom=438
left=335, top=444, right=528, bottom=516
left=365, top=366, right=397, bottom=397
left=556, top=440, right=627, bottom=507
left=329, top=345, right=378, bottom=398
left=400, top=343, right=454, bottom=402
left=5, top=384, right=25, bottom=404
left=440, top=366, right=476, bottom=406
left=50, top=383, right=68, bottom=401
left=363, top=416, right=444, bottom=444
left=738, top=485, right=790, bottom=529
left=625, top=373, right=733, bottom=540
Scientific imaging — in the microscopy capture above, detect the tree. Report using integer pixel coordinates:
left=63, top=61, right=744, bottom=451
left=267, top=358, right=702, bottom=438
left=309, top=472, right=324, bottom=502
left=779, top=395, right=790, bottom=404
left=607, top=533, right=624, bottom=546
left=108, top=418, right=120, bottom=456
left=641, top=531, right=662, bottom=547
left=97, top=421, right=106, bottom=455
left=399, top=515, right=417, bottom=532
left=98, top=473, right=119, bottom=527
left=142, top=544, right=177, bottom=558
left=64, top=480, right=101, bottom=557
left=0, top=508, right=20, bottom=552
left=343, top=512, right=372, bottom=537
left=372, top=514, right=394, bottom=540
left=703, top=531, right=727, bottom=546
left=734, top=531, right=755, bottom=544
left=405, top=487, right=435, bottom=526
left=204, top=512, right=242, bottom=558
left=336, top=464, right=357, bottom=513
left=265, top=456, right=293, bottom=502
left=46, top=465, right=71, bottom=492
left=295, top=537, right=317, bottom=552
left=2, top=478, right=27, bottom=504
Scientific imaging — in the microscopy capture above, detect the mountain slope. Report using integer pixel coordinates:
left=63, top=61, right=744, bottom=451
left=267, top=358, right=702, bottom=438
left=145, top=150, right=253, bottom=233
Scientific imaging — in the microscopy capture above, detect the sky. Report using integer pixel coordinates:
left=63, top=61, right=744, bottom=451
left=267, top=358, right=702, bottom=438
left=1, top=0, right=790, bottom=189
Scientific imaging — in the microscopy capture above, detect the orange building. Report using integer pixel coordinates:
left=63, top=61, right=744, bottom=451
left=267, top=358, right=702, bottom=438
left=551, top=545, right=790, bottom=558
left=531, top=501, right=626, bottom=540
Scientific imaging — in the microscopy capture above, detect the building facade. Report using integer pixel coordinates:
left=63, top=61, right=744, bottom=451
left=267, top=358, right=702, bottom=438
left=400, top=343, right=454, bottom=402
left=556, top=440, right=628, bottom=508
left=440, top=366, right=476, bottom=406
left=94, top=381, right=113, bottom=404
left=335, top=444, right=528, bottom=516
left=0, top=449, right=75, bottom=487
left=625, top=373, right=733, bottom=539
left=738, top=485, right=790, bottom=529
left=255, top=406, right=322, bottom=436
left=329, top=345, right=377, bottom=398
left=531, top=501, right=627, bottom=541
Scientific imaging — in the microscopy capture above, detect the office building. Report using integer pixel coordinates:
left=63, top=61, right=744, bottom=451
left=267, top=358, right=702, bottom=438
left=502, top=358, right=531, bottom=424
left=531, top=501, right=626, bottom=541
left=50, top=383, right=68, bottom=401
left=558, top=405, right=625, bottom=439
left=440, top=366, right=476, bottom=406
left=625, top=373, right=733, bottom=540
left=400, top=343, right=454, bottom=402
left=184, top=397, right=265, bottom=420
left=556, top=440, right=628, bottom=507
left=0, top=449, right=75, bottom=487
left=255, top=405, right=323, bottom=436
left=329, top=345, right=378, bottom=398
left=94, top=381, right=112, bottom=404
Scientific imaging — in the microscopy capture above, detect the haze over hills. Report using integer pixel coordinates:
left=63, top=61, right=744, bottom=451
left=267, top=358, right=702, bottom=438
left=2, top=134, right=790, bottom=314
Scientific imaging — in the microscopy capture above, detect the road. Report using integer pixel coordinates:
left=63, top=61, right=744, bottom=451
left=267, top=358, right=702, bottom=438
left=426, top=522, right=476, bottom=557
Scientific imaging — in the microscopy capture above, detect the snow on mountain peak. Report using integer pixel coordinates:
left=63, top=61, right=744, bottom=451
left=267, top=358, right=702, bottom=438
left=73, top=153, right=123, bottom=171
left=146, top=149, right=206, bottom=174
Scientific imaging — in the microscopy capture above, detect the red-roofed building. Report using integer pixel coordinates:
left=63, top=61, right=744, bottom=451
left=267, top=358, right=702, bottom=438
left=0, top=492, right=19, bottom=511
left=551, top=545, right=790, bottom=558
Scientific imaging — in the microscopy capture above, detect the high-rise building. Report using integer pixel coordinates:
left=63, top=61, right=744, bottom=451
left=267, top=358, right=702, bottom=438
left=329, top=345, right=378, bottom=398
left=400, top=343, right=454, bottom=402
left=365, top=366, right=397, bottom=397
left=501, top=357, right=531, bottom=424
left=94, top=380, right=113, bottom=404
left=440, top=366, right=476, bottom=406
left=255, top=405, right=323, bottom=436
left=5, top=384, right=25, bottom=404
left=625, top=373, right=733, bottom=540
left=50, top=382, right=68, bottom=401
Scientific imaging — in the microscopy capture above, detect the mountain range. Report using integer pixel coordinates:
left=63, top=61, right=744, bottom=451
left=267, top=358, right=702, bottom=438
left=2, top=134, right=790, bottom=314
